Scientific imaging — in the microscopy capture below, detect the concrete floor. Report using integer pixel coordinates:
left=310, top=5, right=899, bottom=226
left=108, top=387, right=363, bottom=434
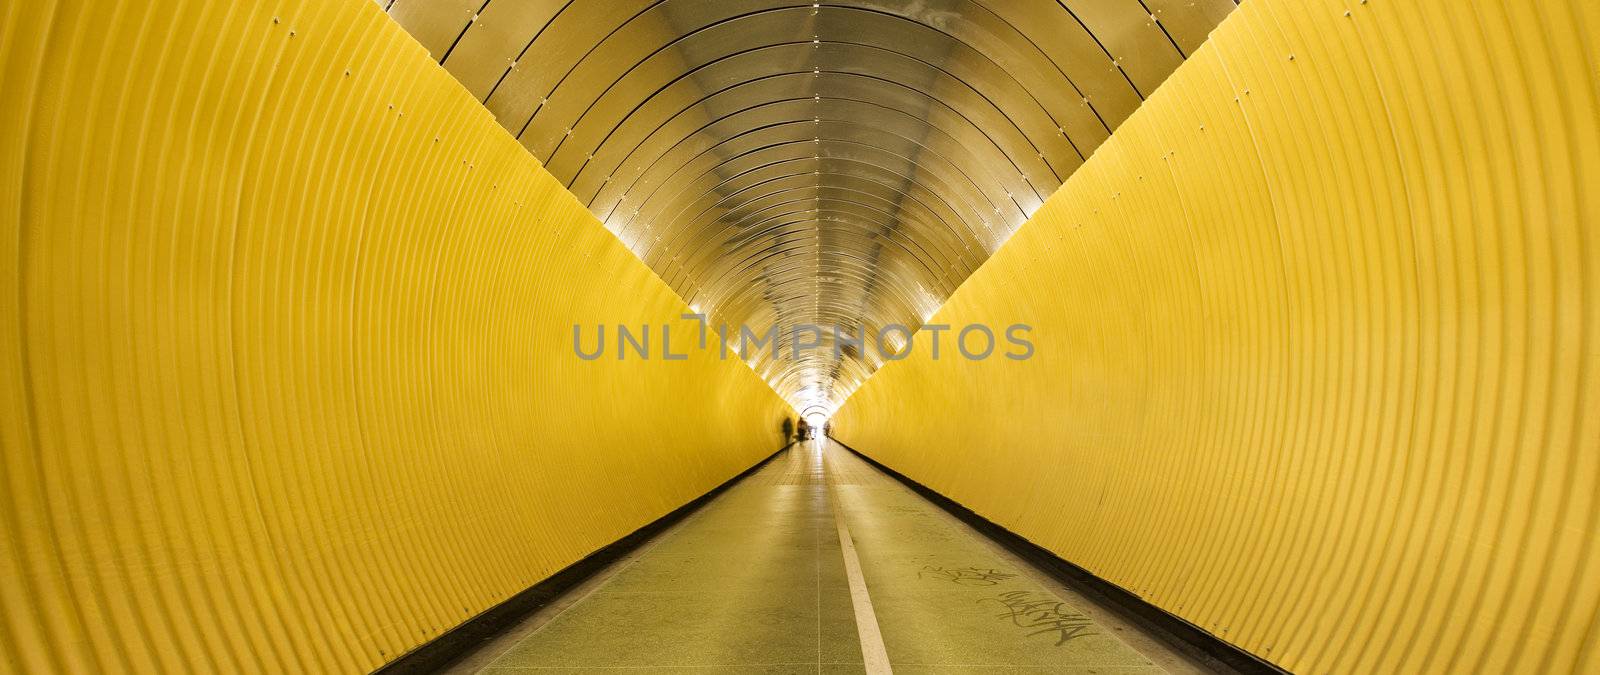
left=447, top=439, right=1219, bottom=674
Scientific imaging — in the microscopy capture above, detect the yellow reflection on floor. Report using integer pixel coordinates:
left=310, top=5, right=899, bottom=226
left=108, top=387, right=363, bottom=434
left=471, top=440, right=1187, bottom=673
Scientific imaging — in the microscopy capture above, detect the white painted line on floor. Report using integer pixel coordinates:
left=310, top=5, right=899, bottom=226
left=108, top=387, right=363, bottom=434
left=826, top=450, right=893, bottom=674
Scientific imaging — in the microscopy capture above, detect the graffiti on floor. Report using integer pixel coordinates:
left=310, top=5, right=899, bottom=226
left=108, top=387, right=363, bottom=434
left=918, top=565, right=1019, bottom=586
left=981, top=590, right=1099, bottom=646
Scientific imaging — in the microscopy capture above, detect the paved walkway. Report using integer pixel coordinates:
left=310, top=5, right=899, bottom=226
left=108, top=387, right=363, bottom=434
left=451, top=439, right=1209, bottom=673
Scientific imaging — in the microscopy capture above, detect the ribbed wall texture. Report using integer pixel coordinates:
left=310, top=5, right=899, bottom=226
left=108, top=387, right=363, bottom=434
left=834, top=0, right=1599, bottom=672
left=0, top=0, right=788, bottom=671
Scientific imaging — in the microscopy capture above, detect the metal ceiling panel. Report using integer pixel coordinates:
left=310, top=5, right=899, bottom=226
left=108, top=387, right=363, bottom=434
left=385, top=0, right=1239, bottom=410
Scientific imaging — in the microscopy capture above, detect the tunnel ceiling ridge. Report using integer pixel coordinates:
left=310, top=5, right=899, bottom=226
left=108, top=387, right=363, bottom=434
left=381, top=0, right=1238, bottom=410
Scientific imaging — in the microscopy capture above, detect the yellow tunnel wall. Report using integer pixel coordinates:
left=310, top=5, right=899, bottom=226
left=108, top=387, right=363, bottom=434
left=834, top=0, right=1599, bottom=673
left=0, top=0, right=789, bottom=672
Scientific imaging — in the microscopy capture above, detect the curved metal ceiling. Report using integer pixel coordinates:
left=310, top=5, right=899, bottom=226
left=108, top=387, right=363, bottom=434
left=382, top=0, right=1238, bottom=411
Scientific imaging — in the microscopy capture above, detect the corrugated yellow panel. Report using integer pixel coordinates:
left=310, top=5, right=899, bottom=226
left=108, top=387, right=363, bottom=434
left=834, top=0, right=1600, bottom=672
left=0, top=0, right=788, bottom=672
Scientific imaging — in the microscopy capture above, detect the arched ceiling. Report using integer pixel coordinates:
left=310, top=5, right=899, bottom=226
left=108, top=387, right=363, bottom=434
left=381, top=0, right=1238, bottom=412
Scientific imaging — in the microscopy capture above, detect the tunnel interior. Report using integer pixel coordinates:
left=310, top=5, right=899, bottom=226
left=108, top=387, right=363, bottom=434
left=1, top=0, right=1596, bottom=674
left=382, top=0, right=1238, bottom=413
